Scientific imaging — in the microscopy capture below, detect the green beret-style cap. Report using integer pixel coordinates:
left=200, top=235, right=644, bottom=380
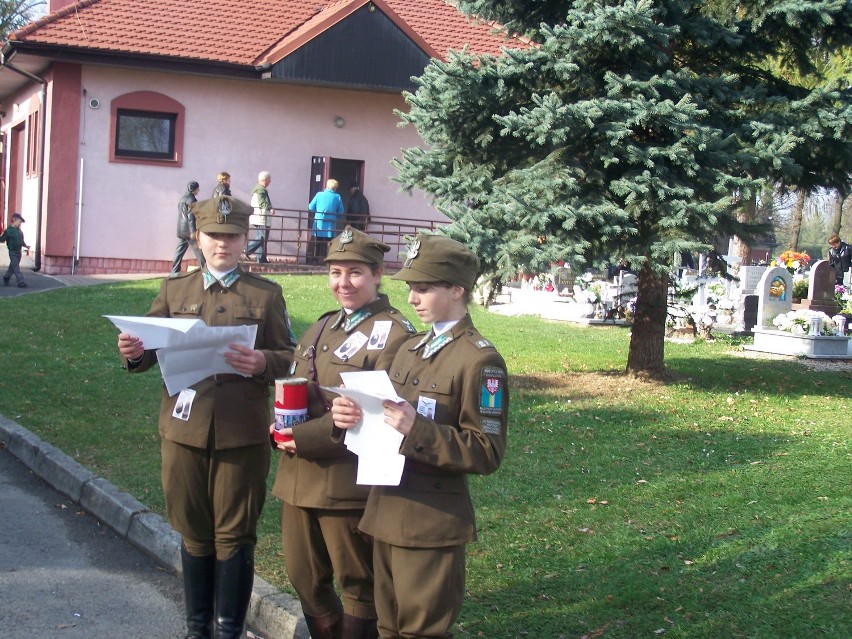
left=391, top=233, right=480, bottom=290
left=192, top=196, right=252, bottom=235
left=325, top=226, right=391, bottom=266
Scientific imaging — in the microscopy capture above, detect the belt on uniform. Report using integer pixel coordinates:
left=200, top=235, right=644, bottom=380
left=212, top=373, right=246, bottom=384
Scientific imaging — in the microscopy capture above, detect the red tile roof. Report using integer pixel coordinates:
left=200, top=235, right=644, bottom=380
left=9, top=0, right=516, bottom=68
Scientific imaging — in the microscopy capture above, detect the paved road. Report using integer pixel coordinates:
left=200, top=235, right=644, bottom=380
left=0, top=446, right=186, bottom=639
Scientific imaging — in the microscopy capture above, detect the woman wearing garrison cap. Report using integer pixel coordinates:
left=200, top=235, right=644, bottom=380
left=331, top=233, right=509, bottom=639
left=117, top=196, right=296, bottom=639
left=272, top=225, right=416, bottom=639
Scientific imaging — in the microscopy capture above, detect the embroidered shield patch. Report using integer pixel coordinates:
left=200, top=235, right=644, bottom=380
left=480, top=366, right=505, bottom=416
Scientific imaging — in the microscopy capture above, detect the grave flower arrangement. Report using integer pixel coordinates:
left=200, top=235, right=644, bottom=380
left=576, top=287, right=600, bottom=304
left=772, top=309, right=836, bottom=335
left=773, top=250, right=811, bottom=275
left=835, top=284, right=852, bottom=314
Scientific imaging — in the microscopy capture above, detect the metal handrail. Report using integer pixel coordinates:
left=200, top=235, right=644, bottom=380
left=260, top=209, right=445, bottom=266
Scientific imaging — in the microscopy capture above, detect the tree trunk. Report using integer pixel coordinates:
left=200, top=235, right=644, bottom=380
left=729, top=192, right=757, bottom=269
left=787, top=189, right=805, bottom=249
left=626, top=266, right=668, bottom=378
left=830, top=192, right=848, bottom=236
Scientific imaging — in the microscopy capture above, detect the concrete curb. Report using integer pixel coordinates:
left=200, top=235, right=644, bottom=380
left=0, top=414, right=307, bottom=639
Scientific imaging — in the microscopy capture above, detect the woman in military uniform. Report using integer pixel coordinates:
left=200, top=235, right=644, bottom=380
left=117, top=195, right=296, bottom=639
left=331, top=234, right=509, bottom=639
left=272, top=226, right=416, bottom=639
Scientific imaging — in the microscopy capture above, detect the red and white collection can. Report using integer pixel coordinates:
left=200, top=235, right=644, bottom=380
left=273, top=377, right=309, bottom=443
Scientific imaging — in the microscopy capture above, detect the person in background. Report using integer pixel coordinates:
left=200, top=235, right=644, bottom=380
left=272, top=225, right=416, bottom=639
left=308, top=178, right=344, bottom=264
left=346, top=183, right=370, bottom=232
left=827, top=234, right=852, bottom=285
left=246, top=171, right=273, bottom=263
left=171, top=181, right=205, bottom=277
left=1, top=212, right=31, bottom=288
left=331, top=233, right=510, bottom=639
left=117, top=196, right=296, bottom=639
left=212, top=171, right=231, bottom=198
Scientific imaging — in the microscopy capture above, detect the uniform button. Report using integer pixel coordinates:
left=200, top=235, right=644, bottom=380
left=394, top=372, right=400, bottom=379
left=415, top=445, right=424, bottom=453
left=430, top=383, right=437, bottom=389
left=221, top=289, right=228, bottom=294
left=412, top=378, right=419, bottom=386
left=322, top=345, right=329, bottom=352
left=217, top=306, right=226, bottom=313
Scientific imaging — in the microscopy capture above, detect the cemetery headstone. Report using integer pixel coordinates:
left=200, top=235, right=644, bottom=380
left=735, top=294, right=759, bottom=333
left=738, top=266, right=768, bottom=295
left=755, top=266, right=792, bottom=329
left=797, top=259, right=840, bottom=315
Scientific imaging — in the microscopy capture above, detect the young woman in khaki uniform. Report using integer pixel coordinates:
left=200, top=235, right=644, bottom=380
left=331, top=234, right=509, bottom=639
left=117, top=196, right=296, bottom=639
left=272, top=226, right=416, bottom=639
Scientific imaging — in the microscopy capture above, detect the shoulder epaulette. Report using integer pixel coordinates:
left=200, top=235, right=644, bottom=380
left=243, top=271, right=281, bottom=289
left=387, top=309, right=417, bottom=333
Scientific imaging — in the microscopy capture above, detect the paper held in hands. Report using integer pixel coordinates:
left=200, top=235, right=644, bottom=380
left=322, top=370, right=406, bottom=486
left=104, top=315, right=257, bottom=396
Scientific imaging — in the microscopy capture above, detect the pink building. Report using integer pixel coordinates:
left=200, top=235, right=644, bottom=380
left=0, top=0, right=513, bottom=274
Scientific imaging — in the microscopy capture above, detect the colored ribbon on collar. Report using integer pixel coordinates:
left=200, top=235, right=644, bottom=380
left=343, top=307, right=375, bottom=332
left=203, top=270, right=240, bottom=290
left=330, top=307, right=375, bottom=332
left=423, top=332, right=454, bottom=359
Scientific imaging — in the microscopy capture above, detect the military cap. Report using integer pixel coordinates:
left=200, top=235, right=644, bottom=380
left=391, top=233, right=480, bottom=290
left=187, top=181, right=200, bottom=193
left=192, top=196, right=252, bottom=235
left=325, top=226, right=390, bottom=266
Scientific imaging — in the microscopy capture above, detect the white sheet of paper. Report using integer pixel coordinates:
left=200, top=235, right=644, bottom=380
left=321, top=370, right=407, bottom=486
left=104, top=315, right=204, bottom=349
left=105, top=315, right=257, bottom=396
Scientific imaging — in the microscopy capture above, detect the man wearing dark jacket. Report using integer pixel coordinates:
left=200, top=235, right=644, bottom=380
left=828, top=234, right=852, bottom=285
left=171, top=181, right=206, bottom=276
left=346, top=183, right=370, bottom=231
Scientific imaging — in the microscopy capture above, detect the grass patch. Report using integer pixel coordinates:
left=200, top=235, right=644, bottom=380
left=0, top=276, right=849, bottom=638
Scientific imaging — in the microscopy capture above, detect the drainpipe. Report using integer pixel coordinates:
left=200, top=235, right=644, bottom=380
left=0, top=54, right=47, bottom=271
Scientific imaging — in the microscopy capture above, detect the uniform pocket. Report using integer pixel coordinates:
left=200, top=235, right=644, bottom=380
left=235, top=304, right=266, bottom=325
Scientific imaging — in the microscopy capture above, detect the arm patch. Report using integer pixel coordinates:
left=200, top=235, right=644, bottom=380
left=480, top=367, right=505, bottom=416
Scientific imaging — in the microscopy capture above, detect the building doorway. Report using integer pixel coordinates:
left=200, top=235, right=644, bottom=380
left=309, top=156, right=365, bottom=213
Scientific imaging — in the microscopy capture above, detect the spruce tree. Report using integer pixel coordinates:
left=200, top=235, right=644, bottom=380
left=394, top=0, right=852, bottom=377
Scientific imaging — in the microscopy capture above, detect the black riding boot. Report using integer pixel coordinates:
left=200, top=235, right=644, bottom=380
left=341, top=613, right=378, bottom=639
left=181, top=545, right=215, bottom=639
left=213, top=545, right=255, bottom=639
left=303, top=610, right=343, bottom=639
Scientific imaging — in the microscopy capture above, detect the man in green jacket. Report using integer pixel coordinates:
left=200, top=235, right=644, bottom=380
left=1, top=213, right=31, bottom=288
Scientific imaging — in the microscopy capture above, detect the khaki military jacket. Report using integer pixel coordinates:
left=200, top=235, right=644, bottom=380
left=127, top=268, right=295, bottom=450
left=272, top=295, right=416, bottom=509
left=359, top=314, right=509, bottom=548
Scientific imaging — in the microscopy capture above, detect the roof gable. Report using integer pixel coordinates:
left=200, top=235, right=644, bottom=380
left=266, top=3, right=432, bottom=92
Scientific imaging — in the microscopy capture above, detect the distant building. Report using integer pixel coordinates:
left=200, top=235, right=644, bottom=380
left=0, top=0, right=516, bottom=274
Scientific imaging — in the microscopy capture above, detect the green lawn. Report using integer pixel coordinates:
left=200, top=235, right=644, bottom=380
left=0, top=276, right=849, bottom=638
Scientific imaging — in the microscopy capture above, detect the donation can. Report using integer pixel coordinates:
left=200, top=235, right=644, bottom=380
left=273, top=377, right=309, bottom=443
